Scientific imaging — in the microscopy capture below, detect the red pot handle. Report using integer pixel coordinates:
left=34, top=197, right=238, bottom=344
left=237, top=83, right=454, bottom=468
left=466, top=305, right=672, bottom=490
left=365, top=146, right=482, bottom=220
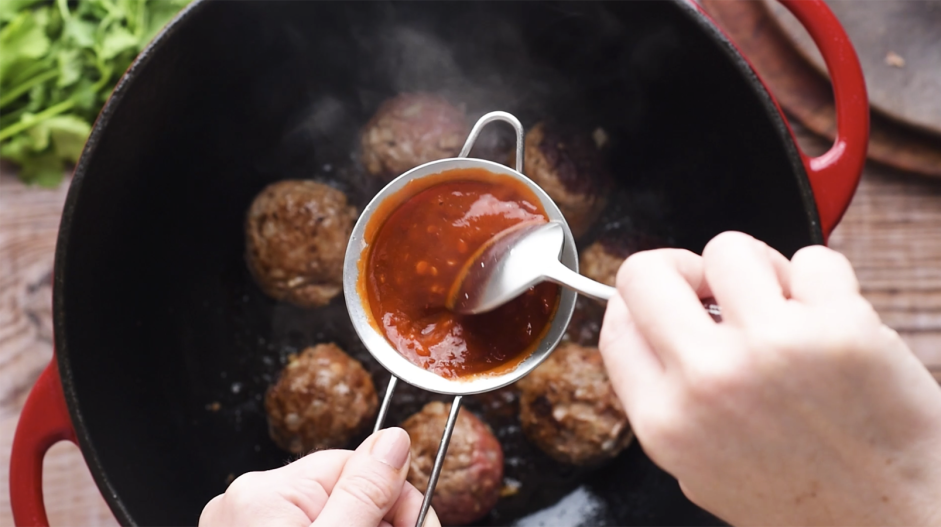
left=10, top=359, right=77, bottom=527
left=777, top=0, right=869, bottom=240
left=688, top=0, right=869, bottom=240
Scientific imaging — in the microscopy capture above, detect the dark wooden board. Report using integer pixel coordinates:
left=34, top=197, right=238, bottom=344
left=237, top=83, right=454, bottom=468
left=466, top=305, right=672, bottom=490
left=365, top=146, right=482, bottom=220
left=767, top=0, right=941, bottom=137
left=703, top=0, right=941, bottom=178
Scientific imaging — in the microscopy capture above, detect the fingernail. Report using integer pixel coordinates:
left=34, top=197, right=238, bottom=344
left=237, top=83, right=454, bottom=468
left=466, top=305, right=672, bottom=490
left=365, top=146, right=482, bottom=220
left=371, top=427, right=410, bottom=470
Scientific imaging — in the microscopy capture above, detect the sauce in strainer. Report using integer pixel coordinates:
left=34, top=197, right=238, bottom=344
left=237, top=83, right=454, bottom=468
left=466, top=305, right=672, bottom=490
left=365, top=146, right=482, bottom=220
left=360, top=168, right=560, bottom=379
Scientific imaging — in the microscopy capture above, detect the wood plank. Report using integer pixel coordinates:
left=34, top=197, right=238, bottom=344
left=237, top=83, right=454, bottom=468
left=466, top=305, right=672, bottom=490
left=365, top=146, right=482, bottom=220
left=0, top=167, right=118, bottom=527
left=826, top=156, right=941, bottom=368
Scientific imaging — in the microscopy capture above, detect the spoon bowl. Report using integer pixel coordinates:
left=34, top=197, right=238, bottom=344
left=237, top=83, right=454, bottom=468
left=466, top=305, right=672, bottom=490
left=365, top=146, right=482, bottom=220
left=448, top=220, right=617, bottom=314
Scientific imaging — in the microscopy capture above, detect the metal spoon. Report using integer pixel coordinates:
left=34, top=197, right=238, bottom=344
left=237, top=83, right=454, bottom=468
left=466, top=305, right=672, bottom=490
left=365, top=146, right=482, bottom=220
left=447, top=220, right=725, bottom=320
left=447, top=220, right=614, bottom=314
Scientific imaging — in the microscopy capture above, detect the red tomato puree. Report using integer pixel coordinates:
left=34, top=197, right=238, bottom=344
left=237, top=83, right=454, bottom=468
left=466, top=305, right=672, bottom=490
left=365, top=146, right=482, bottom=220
left=361, top=168, right=560, bottom=379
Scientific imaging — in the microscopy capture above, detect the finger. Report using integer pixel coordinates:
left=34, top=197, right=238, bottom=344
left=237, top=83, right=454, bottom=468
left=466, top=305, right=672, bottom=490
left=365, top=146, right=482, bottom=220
left=615, top=248, right=718, bottom=366
left=312, top=428, right=411, bottom=527
left=198, top=495, right=225, bottom=526
left=276, top=450, right=354, bottom=520
left=789, top=245, right=860, bottom=305
left=702, top=232, right=791, bottom=326
left=385, top=481, right=441, bottom=527
left=201, top=462, right=345, bottom=527
left=282, top=449, right=354, bottom=487
left=599, top=293, right=667, bottom=417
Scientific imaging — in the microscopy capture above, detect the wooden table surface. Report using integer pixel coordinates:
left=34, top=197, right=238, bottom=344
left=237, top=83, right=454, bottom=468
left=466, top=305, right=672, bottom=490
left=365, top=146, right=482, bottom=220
left=2, top=129, right=940, bottom=526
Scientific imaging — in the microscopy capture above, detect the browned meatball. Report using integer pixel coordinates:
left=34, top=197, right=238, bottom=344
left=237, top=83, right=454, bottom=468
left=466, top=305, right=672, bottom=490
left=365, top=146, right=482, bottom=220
left=518, top=342, right=633, bottom=466
left=579, top=241, right=624, bottom=288
left=245, top=180, right=356, bottom=308
left=521, top=122, right=612, bottom=239
left=579, top=233, right=667, bottom=287
left=361, top=93, right=468, bottom=181
left=265, top=344, right=378, bottom=454
left=402, top=401, right=503, bottom=526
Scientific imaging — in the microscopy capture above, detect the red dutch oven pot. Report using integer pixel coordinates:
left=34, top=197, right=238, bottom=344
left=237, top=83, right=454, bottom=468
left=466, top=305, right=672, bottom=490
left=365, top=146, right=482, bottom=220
left=11, top=0, right=867, bottom=525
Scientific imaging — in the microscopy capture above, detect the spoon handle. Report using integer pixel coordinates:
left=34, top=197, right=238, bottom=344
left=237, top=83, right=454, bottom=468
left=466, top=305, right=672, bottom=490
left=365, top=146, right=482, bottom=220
left=543, top=261, right=616, bottom=302
left=543, top=261, right=724, bottom=322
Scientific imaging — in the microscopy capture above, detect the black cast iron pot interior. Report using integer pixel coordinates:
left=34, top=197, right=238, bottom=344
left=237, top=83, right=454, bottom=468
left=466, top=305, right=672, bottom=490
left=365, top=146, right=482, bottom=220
left=55, top=1, right=818, bottom=525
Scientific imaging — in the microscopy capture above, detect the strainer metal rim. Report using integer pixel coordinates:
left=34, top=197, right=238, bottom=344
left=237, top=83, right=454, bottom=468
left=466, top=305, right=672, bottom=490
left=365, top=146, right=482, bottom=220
left=342, top=156, right=578, bottom=396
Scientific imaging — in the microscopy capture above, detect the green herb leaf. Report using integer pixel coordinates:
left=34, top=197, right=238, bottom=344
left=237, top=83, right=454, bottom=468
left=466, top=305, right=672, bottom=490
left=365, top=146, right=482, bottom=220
left=0, top=0, right=44, bottom=24
left=65, top=18, right=96, bottom=48
left=0, top=10, right=51, bottom=80
left=69, top=78, right=98, bottom=113
left=19, top=114, right=92, bottom=162
left=56, top=48, right=82, bottom=87
left=0, top=0, right=193, bottom=186
left=47, top=115, right=92, bottom=162
left=21, top=149, right=65, bottom=187
left=143, top=0, right=190, bottom=44
left=99, top=25, right=138, bottom=60
left=0, top=130, right=35, bottom=163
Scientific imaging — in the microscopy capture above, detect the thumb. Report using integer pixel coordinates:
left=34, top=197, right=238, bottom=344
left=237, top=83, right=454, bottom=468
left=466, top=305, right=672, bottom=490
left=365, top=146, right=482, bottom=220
left=312, top=427, right=411, bottom=527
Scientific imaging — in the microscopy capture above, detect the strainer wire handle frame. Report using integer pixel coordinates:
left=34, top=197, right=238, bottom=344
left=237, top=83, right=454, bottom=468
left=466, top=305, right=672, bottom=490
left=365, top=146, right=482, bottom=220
left=459, top=110, right=525, bottom=173
left=371, top=111, right=526, bottom=527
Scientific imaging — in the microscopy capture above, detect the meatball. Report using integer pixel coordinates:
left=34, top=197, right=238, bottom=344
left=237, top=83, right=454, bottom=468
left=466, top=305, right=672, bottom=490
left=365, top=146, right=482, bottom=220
left=579, top=232, right=666, bottom=287
left=245, top=180, right=356, bottom=308
left=265, top=343, right=378, bottom=454
left=518, top=342, right=633, bottom=466
left=402, top=401, right=503, bottom=526
left=521, top=122, right=612, bottom=238
left=361, top=93, right=468, bottom=181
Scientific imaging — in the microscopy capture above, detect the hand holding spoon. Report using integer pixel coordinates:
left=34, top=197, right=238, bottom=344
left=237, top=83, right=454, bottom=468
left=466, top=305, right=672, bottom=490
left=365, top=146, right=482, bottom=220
left=446, top=219, right=723, bottom=319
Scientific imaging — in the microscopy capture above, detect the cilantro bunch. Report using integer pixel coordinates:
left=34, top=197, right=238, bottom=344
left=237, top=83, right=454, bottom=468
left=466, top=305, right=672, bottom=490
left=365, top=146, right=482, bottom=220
left=0, top=0, right=192, bottom=186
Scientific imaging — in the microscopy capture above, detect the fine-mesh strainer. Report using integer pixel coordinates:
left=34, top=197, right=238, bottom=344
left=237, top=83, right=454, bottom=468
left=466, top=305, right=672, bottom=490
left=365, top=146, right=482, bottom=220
left=343, top=111, right=579, bottom=527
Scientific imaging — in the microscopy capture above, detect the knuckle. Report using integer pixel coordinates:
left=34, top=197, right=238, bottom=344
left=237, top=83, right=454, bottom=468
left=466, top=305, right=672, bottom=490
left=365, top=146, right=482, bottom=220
left=643, top=412, right=680, bottom=445
left=226, top=471, right=264, bottom=498
left=703, top=231, right=752, bottom=258
left=199, top=494, right=224, bottom=522
left=793, top=244, right=851, bottom=270
left=633, top=409, right=671, bottom=446
left=336, top=467, right=398, bottom=510
left=617, top=248, right=699, bottom=290
left=677, top=481, right=703, bottom=508
left=618, top=250, right=676, bottom=289
left=791, top=244, right=830, bottom=263
left=618, top=251, right=654, bottom=284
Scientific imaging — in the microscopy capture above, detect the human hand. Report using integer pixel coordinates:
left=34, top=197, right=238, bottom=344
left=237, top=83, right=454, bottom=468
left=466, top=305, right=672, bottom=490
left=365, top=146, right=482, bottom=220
left=599, top=231, right=941, bottom=526
left=199, top=427, right=440, bottom=527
